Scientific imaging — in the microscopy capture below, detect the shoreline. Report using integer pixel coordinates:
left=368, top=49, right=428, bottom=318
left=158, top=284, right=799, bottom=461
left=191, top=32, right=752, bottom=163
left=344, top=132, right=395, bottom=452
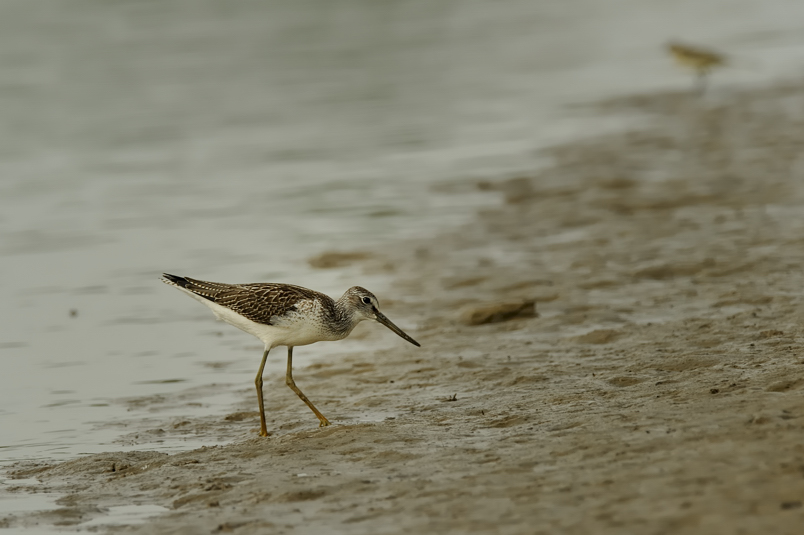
left=5, top=80, right=804, bottom=533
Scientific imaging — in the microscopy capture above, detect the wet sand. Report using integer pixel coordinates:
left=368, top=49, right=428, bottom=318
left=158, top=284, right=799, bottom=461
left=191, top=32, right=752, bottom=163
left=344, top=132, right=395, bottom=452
left=5, top=81, right=804, bottom=533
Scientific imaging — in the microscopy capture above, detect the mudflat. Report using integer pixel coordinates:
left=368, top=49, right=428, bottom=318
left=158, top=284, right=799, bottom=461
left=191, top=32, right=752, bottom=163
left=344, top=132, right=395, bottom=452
left=5, top=82, right=804, bottom=534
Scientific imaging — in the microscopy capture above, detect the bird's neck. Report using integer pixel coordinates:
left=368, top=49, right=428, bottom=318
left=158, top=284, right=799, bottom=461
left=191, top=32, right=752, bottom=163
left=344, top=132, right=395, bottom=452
left=329, top=296, right=362, bottom=338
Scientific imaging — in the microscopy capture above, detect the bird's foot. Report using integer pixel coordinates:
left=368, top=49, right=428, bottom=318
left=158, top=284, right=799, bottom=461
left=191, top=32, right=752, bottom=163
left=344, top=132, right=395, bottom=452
left=318, top=418, right=331, bottom=427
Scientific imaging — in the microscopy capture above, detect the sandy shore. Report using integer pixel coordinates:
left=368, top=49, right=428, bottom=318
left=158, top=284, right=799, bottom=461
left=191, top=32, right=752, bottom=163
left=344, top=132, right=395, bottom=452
left=5, top=81, right=804, bottom=534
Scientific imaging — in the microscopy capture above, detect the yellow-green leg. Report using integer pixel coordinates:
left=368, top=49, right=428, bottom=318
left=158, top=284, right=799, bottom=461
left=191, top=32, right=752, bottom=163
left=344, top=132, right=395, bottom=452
left=286, top=347, right=330, bottom=427
left=254, top=348, right=270, bottom=437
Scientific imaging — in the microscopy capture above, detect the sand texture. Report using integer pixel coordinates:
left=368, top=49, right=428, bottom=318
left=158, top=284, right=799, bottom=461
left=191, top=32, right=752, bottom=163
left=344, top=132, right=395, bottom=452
left=5, top=83, right=804, bottom=534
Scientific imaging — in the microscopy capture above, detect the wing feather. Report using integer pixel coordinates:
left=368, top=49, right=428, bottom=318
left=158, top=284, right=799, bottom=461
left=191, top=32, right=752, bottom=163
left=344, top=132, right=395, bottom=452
left=164, top=274, right=330, bottom=325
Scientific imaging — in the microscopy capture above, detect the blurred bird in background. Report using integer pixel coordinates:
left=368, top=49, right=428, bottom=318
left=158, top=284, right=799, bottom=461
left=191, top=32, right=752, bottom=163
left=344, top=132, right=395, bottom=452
left=667, top=41, right=726, bottom=93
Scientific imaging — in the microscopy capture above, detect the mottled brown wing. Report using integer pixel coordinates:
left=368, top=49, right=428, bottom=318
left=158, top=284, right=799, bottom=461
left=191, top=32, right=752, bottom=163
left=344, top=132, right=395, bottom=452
left=178, top=276, right=326, bottom=325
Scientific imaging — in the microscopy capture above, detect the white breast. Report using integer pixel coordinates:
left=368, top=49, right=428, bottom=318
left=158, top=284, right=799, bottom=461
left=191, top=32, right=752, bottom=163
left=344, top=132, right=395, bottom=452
left=181, top=288, right=347, bottom=349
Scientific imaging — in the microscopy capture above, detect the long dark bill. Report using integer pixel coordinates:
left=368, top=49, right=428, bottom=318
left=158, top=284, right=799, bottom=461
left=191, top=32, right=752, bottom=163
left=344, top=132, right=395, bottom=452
left=375, top=310, right=421, bottom=347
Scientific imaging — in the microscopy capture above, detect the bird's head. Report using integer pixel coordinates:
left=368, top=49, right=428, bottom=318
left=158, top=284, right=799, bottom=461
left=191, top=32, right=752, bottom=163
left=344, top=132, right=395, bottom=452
left=342, top=286, right=420, bottom=347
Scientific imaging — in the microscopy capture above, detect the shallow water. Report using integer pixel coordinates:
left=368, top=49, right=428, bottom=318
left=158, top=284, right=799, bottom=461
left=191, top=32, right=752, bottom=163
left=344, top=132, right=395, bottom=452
left=2, top=0, right=804, bottom=472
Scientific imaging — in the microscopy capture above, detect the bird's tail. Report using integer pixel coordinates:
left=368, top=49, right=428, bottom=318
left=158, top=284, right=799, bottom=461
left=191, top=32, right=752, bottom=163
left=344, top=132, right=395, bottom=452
left=161, top=273, right=190, bottom=288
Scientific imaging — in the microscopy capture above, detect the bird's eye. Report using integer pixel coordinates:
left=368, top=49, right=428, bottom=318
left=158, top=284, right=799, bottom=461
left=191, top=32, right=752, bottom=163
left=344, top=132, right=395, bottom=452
left=362, top=297, right=371, bottom=305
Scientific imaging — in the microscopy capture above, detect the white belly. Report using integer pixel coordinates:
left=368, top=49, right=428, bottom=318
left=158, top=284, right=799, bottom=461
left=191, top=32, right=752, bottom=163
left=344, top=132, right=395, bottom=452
left=183, top=289, right=347, bottom=349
